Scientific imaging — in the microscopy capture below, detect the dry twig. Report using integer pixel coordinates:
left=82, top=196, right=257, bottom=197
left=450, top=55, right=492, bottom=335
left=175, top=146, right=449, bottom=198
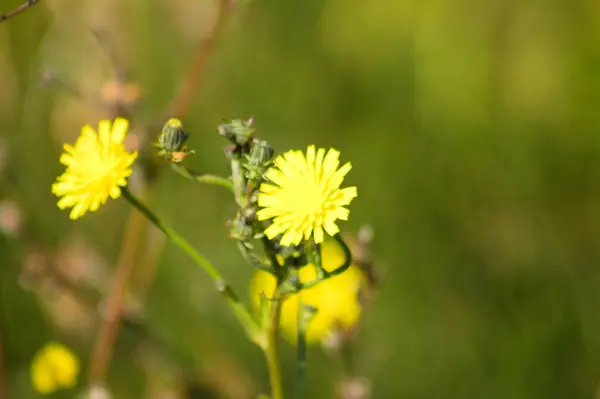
left=0, top=0, right=39, bottom=23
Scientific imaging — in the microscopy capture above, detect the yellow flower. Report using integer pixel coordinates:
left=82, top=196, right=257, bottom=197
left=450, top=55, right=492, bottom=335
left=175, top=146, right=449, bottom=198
left=257, top=146, right=357, bottom=246
left=250, top=240, right=364, bottom=344
left=52, top=118, right=138, bottom=219
left=30, top=342, right=79, bottom=395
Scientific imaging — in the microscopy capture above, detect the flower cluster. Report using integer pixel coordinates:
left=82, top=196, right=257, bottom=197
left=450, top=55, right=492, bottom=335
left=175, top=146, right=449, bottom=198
left=217, top=118, right=363, bottom=344
left=50, top=116, right=369, bottom=398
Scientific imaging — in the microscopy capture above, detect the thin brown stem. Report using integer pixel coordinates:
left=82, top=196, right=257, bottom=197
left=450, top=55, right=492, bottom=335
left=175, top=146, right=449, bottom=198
left=0, top=0, right=38, bottom=23
left=87, top=0, right=235, bottom=386
left=88, top=196, right=147, bottom=385
left=166, top=0, right=232, bottom=119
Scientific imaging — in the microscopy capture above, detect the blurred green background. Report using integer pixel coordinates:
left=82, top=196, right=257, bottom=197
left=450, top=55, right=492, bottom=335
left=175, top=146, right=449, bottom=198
left=2, top=0, right=600, bottom=397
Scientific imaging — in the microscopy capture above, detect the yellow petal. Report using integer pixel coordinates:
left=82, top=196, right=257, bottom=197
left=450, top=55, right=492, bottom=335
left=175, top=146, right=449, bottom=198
left=69, top=202, right=88, bottom=220
left=280, top=231, right=296, bottom=247
left=52, top=181, right=76, bottom=196
left=334, top=187, right=358, bottom=205
left=332, top=207, right=350, bottom=220
left=62, top=144, right=75, bottom=154
left=98, top=120, right=111, bottom=147
left=322, top=149, right=340, bottom=178
left=257, top=194, right=284, bottom=208
left=109, top=186, right=121, bottom=199
left=59, top=153, right=74, bottom=167
left=323, top=220, right=339, bottom=237
left=315, top=148, right=326, bottom=179
left=57, top=195, right=79, bottom=210
left=330, top=162, right=351, bottom=186
left=256, top=207, right=283, bottom=220
left=111, top=117, right=129, bottom=143
left=259, top=183, right=280, bottom=195
left=264, top=223, right=282, bottom=239
left=314, top=225, right=324, bottom=243
left=306, top=145, right=316, bottom=170
left=265, top=168, right=282, bottom=185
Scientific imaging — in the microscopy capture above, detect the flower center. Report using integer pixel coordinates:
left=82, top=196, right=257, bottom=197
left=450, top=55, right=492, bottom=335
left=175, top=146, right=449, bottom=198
left=285, top=179, right=328, bottom=217
left=72, top=149, right=124, bottom=195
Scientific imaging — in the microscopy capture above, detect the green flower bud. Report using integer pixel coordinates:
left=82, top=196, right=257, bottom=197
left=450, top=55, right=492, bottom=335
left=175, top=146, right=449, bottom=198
left=244, top=140, right=274, bottom=180
left=218, top=117, right=255, bottom=146
left=160, top=118, right=188, bottom=151
left=249, top=140, right=273, bottom=167
left=156, top=118, right=194, bottom=163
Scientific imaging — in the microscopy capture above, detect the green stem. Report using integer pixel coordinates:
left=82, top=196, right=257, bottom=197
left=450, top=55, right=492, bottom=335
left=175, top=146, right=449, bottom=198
left=290, top=234, right=352, bottom=292
left=297, top=292, right=307, bottom=399
left=231, top=158, right=247, bottom=208
left=312, top=242, right=325, bottom=280
left=170, top=163, right=234, bottom=192
left=265, top=282, right=284, bottom=399
left=121, top=187, right=261, bottom=344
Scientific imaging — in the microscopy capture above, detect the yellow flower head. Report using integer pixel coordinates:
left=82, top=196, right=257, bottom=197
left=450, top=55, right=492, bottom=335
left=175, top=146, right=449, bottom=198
left=52, top=118, right=138, bottom=219
left=30, top=342, right=79, bottom=395
left=257, top=145, right=357, bottom=246
left=250, top=240, right=364, bottom=344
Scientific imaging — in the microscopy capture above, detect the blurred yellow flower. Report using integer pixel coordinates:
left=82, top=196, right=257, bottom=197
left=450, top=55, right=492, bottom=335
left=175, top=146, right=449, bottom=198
left=250, top=240, right=364, bottom=344
left=52, top=118, right=138, bottom=220
left=257, top=146, right=357, bottom=246
left=30, top=342, right=79, bottom=395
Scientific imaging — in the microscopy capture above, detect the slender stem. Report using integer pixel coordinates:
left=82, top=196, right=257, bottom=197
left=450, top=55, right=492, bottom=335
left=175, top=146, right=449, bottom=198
left=120, top=187, right=262, bottom=343
left=313, top=243, right=325, bottom=280
left=0, top=0, right=38, bottom=23
left=265, top=282, right=284, bottom=399
left=170, top=164, right=233, bottom=192
left=291, top=234, right=352, bottom=292
left=322, top=234, right=351, bottom=279
left=262, top=236, right=282, bottom=275
left=89, top=199, right=147, bottom=384
left=296, top=293, right=306, bottom=399
left=231, top=158, right=247, bottom=208
left=296, top=243, right=324, bottom=398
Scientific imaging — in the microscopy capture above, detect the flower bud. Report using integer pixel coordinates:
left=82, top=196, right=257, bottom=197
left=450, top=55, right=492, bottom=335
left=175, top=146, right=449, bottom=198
left=245, top=140, right=274, bottom=180
left=249, top=140, right=273, bottom=167
left=159, top=118, right=188, bottom=152
left=218, top=118, right=255, bottom=146
left=156, top=118, right=194, bottom=162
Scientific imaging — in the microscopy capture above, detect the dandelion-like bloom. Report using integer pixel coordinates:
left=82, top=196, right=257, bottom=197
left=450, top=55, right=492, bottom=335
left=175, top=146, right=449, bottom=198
left=52, top=118, right=138, bottom=220
left=257, top=145, right=357, bottom=246
left=250, top=240, right=364, bottom=344
left=30, top=342, right=79, bottom=395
